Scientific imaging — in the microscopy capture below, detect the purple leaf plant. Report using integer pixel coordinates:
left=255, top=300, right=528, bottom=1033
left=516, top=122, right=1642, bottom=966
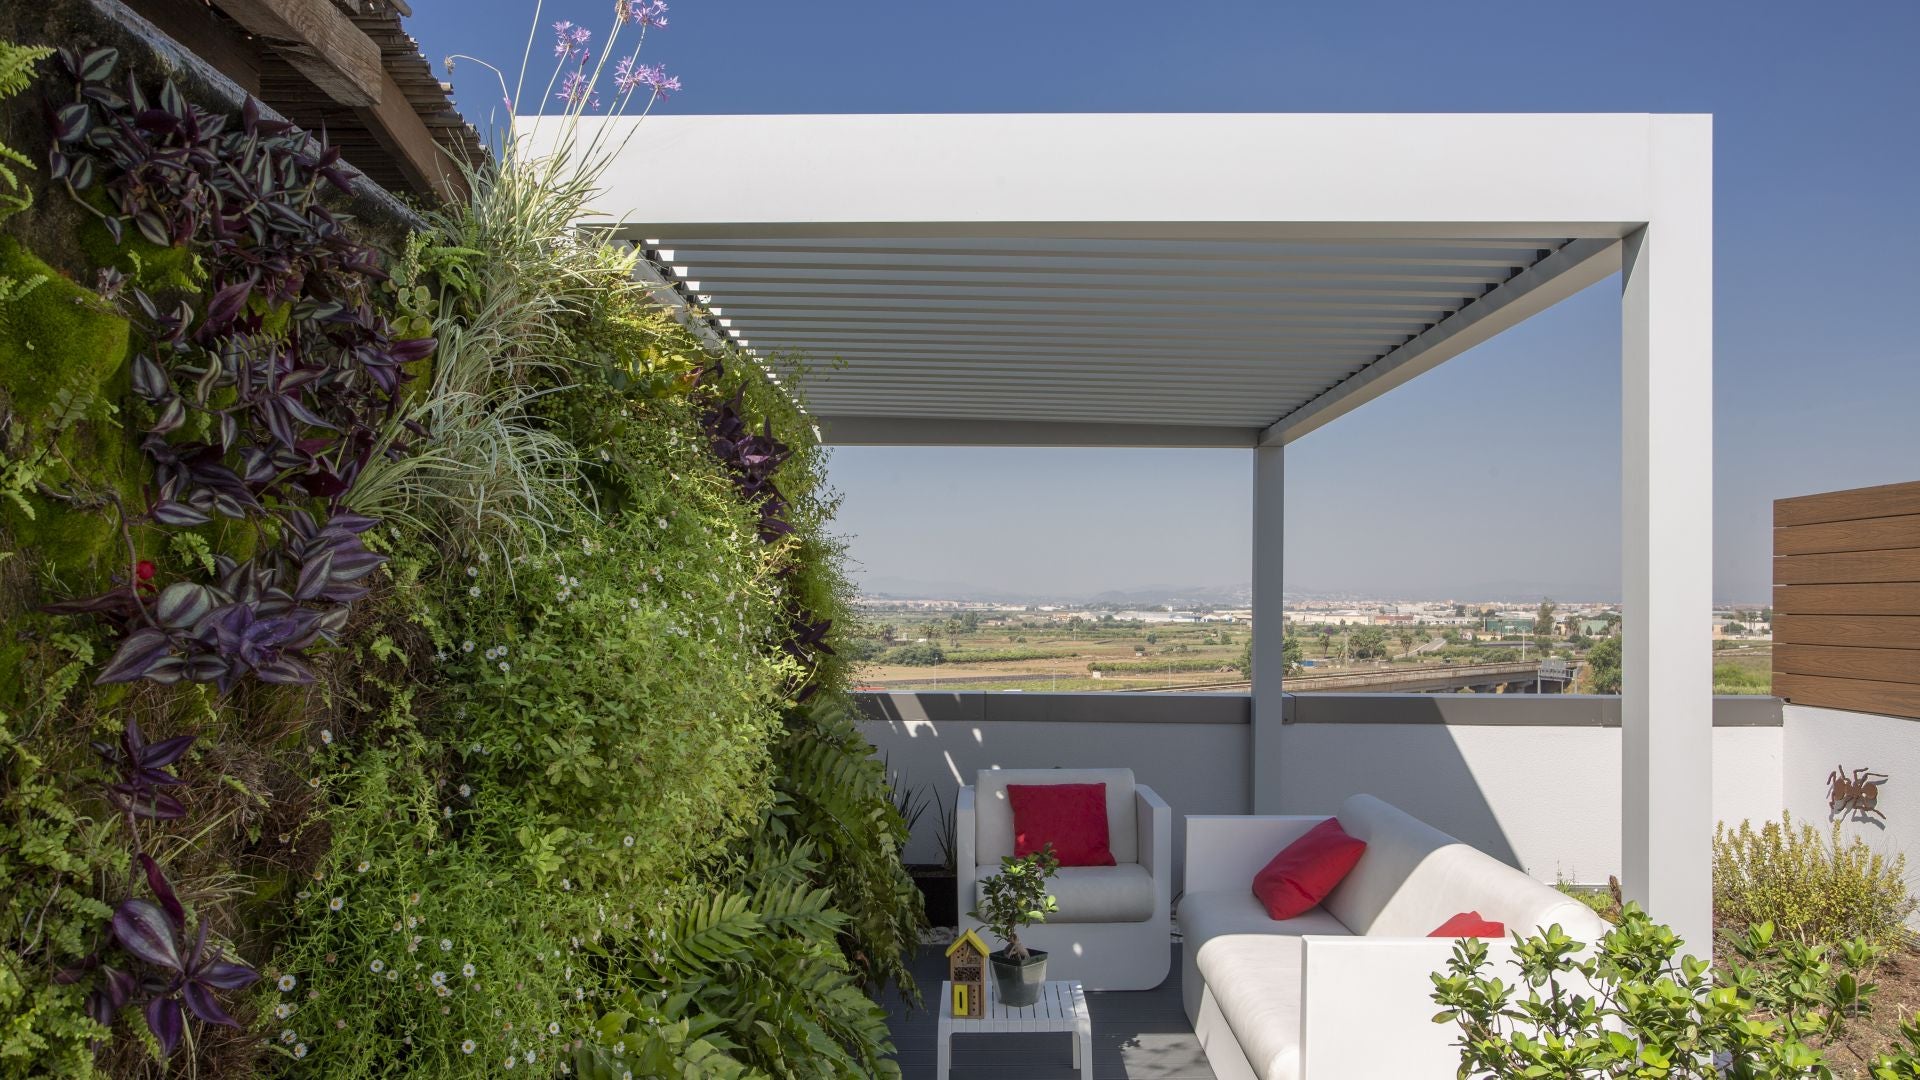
left=44, top=46, right=428, bottom=691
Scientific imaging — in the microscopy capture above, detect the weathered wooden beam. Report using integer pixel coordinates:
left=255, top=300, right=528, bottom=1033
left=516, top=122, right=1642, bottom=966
left=354, top=67, right=469, bottom=203
left=209, top=0, right=381, bottom=106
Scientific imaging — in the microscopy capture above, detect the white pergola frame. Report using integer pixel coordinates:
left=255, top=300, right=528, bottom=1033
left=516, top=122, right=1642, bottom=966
left=544, top=112, right=1714, bottom=946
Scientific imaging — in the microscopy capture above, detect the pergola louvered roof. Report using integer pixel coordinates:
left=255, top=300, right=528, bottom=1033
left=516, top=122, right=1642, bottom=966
left=536, top=113, right=1682, bottom=446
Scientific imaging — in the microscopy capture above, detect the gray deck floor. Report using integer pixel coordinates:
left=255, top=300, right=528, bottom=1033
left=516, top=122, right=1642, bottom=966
left=882, top=944, right=1216, bottom=1080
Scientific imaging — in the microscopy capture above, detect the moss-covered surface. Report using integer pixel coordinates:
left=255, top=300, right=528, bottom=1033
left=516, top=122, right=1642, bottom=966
left=0, top=234, right=142, bottom=581
left=0, top=235, right=126, bottom=431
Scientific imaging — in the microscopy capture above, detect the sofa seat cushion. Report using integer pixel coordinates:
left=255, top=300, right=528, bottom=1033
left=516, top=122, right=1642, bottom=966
left=975, top=863, right=1154, bottom=924
left=1196, top=934, right=1308, bottom=1080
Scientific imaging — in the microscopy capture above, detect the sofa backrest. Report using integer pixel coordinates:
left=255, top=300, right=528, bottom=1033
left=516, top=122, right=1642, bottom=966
left=1324, top=794, right=1610, bottom=940
left=973, top=768, right=1138, bottom=866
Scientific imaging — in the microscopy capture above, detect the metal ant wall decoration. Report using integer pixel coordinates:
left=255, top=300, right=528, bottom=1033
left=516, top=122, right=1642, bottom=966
left=1828, top=765, right=1889, bottom=822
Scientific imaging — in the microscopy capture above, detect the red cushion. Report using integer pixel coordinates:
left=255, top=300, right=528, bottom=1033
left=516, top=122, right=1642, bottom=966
left=1006, top=783, right=1115, bottom=867
left=1251, top=818, right=1367, bottom=920
left=1430, top=911, right=1506, bottom=938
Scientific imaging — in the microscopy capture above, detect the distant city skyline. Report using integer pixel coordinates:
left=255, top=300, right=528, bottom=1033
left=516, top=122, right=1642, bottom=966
left=408, top=1, right=1920, bottom=605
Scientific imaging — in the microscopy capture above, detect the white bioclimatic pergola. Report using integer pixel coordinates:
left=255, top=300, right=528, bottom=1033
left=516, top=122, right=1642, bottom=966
left=535, top=112, right=1714, bottom=946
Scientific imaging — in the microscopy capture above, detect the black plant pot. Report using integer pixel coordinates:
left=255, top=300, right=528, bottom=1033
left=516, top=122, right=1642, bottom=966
left=909, top=865, right=958, bottom=927
left=989, top=948, right=1048, bottom=1008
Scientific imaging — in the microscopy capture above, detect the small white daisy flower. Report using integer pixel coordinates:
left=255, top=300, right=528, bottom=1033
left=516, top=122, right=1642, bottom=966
left=275, top=1003, right=295, bottom=1019
left=622, top=835, right=634, bottom=848
left=599, top=448, right=611, bottom=462
left=329, top=897, right=344, bottom=912
left=495, top=645, right=507, bottom=657
left=503, top=1056, right=516, bottom=1070
left=431, top=971, right=447, bottom=986
left=356, top=860, right=370, bottom=873
left=462, top=640, right=475, bottom=652
left=386, top=969, right=399, bottom=981
left=547, top=1022, right=560, bottom=1036
left=443, top=805, right=452, bottom=819
left=462, top=962, right=475, bottom=978
left=320, top=729, right=333, bottom=745
left=484, top=647, right=497, bottom=660
left=458, top=784, right=471, bottom=798
left=498, top=661, right=509, bottom=672
left=526, top=1050, right=537, bottom=1063
left=278, top=975, right=297, bottom=992
left=370, top=959, right=385, bottom=973
left=294, top=1043, right=307, bottom=1059
left=468, top=585, right=481, bottom=598
left=462, top=1039, right=476, bottom=1055
left=280, top=1029, right=297, bottom=1044
left=440, top=938, right=453, bottom=952
left=466, top=566, right=479, bottom=577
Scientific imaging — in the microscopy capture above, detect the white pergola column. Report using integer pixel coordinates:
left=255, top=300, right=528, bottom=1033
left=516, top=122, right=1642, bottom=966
left=1619, top=116, right=1714, bottom=951
left=1251, top=443, right=1286, bottom=813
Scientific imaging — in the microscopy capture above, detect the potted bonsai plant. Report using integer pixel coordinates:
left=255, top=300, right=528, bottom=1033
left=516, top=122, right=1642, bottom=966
left=968, top=845, right=1061, bottom=1007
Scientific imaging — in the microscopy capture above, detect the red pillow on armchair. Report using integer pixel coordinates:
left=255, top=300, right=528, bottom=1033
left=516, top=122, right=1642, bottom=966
left=1006, top=782, right=1115, bottom=867
left=1251, top=817, right=1367, bottom=919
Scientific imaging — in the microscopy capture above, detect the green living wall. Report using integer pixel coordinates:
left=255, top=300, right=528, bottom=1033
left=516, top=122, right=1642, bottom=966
left=0, top=18, right=918, bottom=1079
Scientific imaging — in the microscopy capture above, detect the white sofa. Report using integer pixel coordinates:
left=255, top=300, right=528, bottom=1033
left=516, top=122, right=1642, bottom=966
left=957, top=768, right=1172, bottom=991
left=1179, top=794, right=1611, bottom=1080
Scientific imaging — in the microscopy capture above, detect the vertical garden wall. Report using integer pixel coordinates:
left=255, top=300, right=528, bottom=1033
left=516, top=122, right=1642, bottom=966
left=0, top=8, right=919, bottom=1077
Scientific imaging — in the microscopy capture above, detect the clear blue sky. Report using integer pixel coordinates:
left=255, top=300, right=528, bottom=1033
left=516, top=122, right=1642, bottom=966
left=408, top=0, right=1920, bottom=603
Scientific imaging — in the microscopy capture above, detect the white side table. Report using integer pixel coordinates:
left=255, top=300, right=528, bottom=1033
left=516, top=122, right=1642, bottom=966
left=936, top=978, right=1091, bottom=1080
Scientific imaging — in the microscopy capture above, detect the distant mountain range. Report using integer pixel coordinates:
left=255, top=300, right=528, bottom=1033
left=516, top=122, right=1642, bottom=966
left=855, top=573, right=1760, bottom=609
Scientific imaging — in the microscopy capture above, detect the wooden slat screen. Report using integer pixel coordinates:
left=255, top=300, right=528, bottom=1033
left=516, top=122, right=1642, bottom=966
left=1774, top=479, right=1920, bottom=719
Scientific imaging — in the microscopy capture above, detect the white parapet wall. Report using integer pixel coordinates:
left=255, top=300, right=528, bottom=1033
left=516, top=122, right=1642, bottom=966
left=1783, top=703, right=1920, bottom=922
left=858, top=693, right=1784, bottom=896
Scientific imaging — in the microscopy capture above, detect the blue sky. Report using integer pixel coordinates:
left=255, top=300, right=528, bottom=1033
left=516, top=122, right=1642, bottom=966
left=409, top=0, right=1920, bottom=603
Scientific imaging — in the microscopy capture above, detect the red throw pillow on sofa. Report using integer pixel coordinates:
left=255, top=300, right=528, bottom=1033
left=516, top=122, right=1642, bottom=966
left=1251, top=817, right=1367, bottom=920
left=1430, top=911, right=1506, bottom=938
left=1006, top=783, right=1115, bottom=867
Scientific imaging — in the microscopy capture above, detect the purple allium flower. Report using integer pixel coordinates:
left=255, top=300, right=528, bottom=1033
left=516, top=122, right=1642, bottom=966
left=556, top=70, right=599, bottom=108
left=571, top=26, right=592, bottom=45
left=614, top=59, right=680, bottom=98
left=619, top=0, right=668, bottom=28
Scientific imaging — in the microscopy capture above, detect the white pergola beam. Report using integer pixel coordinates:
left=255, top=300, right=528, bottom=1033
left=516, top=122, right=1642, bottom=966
left=1620, top=115, right=1715, bottom=952
left=817, top=416, right=1260, bottom=448
left=1261, top=237, right=1622, bottom=445
left=553, top=114, right=1654, bottom=236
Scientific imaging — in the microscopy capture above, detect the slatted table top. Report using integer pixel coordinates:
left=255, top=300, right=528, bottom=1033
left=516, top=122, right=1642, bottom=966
left=940, top=979, right=1086, bottom=1031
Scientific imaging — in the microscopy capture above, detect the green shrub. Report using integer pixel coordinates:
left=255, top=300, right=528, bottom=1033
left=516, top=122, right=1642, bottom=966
left=881, top=642, right=946, bottom=666
left=1433, top=906, right=1885, bottom=1077
left=1714, top=813, right=1915, bottom=947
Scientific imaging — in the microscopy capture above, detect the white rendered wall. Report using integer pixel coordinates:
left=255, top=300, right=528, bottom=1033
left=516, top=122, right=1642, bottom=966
left=1783, top=704, right=1920, bottom=923
left=861, top=700, right=1782, bottom=902
left=1274, top=723, right=1780, bottom=889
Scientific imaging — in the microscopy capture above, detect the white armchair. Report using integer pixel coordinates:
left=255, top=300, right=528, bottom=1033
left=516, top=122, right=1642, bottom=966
left=957, top=768, right=1172, bottom=990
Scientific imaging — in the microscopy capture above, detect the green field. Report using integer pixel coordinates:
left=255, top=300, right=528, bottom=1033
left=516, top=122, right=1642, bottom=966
left=850, top=609, right=1774, bottom=695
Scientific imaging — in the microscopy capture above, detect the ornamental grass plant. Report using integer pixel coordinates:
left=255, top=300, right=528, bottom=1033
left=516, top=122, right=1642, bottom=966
left=1714, top=813, right=1916, bottom=949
